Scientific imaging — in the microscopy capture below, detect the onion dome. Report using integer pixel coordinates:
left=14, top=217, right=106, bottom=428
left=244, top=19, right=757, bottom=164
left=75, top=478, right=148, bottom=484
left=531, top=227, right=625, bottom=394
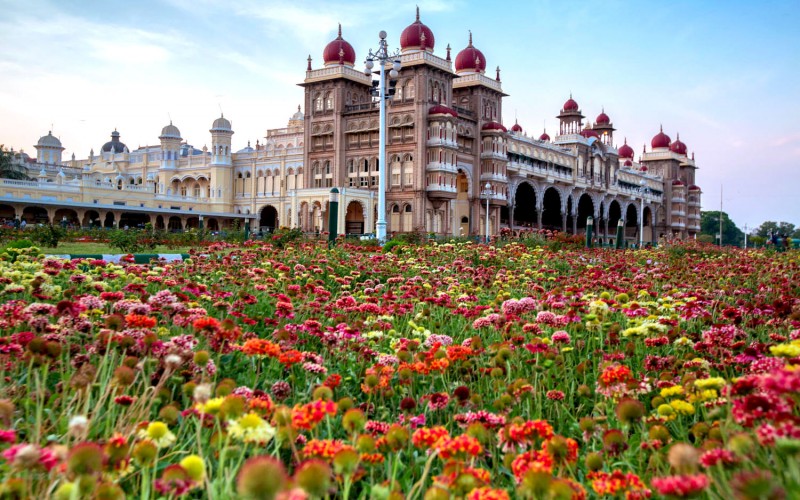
left=595, top=110, right=610, bottom=124
left=618, top=138, right=634, bottom=159
left=322, top=24, right=356, bottom=67
left=481, top=121, right=507, bottom=132
left=159, top=122, right=181, bottom=140
left=37, top=131, right=63, bottom=148
left=669, top=133, right=687, bottom=155
left=562, top=95, right=579, bottom=112
left=623, top=159, right=633, bottom=167
left=580, top=127, right=599, bottom=139
left=101, top=130, right=127, bottom=153
left=211, top=115, right=232, bottom=132
left=539, top=130, right=550, bottom=141
left=510, top=120, right=523, bottom=133
left=429, top=105, right=458, bottom=117
left=651, top=125, right=671, bottom=149
left=454, top=32, right=486, bottom=74
left=640, top=165, right=648, bottom=172
left=237, top=141, right=255, bottom=153
left=672, top=179, right=684, bottom=186
left=400, top=7, right=435, bottom=53
left=688, top=184, right=701, bottom=191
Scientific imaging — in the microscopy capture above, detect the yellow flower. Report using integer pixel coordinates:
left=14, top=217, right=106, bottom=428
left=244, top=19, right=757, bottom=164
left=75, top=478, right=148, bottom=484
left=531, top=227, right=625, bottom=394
left=694, top=377, right=726, bottom=390
left=660, top=386, right=684, bottom=398
left=669, top=400, right=695, bottom=416
left=180, top=455, right=206, bottom=482
left=138, top=421, right=176, bottom=448
left=689, top=389, right=718, bottom=403
left=197, top=397, right=225, bottom=415
left=770, top=343, right=800, bottom=358
left=228, top=412, right=276, bottom=444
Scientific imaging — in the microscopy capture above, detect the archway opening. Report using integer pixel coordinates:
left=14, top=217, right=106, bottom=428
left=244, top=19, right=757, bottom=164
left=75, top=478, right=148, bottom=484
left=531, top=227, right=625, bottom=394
left=625, top=204, right=639, bottom=242
left=608, top=200, right=622, bottom=246
left=345, top=201, right=365, bottom=235
left=0, top=204, right=15, bottom=222
left=155, top=215, right=165, bottom=230
left=23, top=206, right=49, bottom=225
left=186, top=217, right=200, bottom=229
left=259, top=206, right=278, bottom=233
left=206, top=218, right=219, bottom=231
left=82, top=210, right=100, bottom=228
left=510, top=182, right=537, bottom=230
left=119, top=212, right=150, bottom=229
left=541, top=188, right=562, bottom=230
left=577, top=194, right=594, bottom=233
left=54, top=208, right=78, bottom=228
left=168, top=216, right=182, bottom=232
left=103, top=212, right=116, bottom=229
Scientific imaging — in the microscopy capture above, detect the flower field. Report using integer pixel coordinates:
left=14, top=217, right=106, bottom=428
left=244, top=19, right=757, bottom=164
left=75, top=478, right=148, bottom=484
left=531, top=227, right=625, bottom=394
left=0, top=240, right=798, bottom=499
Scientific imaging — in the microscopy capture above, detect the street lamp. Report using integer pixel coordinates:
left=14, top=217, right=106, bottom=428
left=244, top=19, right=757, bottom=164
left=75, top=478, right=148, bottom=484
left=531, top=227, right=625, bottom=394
left=638, top=179, right=647, bottom=248
left=482, top=182, right=493, bottom=243
left=365, top=31, right=401, bottom=243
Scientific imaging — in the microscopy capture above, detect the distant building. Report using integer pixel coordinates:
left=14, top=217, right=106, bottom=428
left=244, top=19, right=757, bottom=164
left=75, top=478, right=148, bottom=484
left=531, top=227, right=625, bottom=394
left=1, top=9, right=700, bottom=241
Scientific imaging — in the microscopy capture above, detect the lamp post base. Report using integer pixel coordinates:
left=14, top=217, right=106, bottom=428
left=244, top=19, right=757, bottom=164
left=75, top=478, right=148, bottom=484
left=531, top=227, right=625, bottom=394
left=376, top=221, right=387, bottom=243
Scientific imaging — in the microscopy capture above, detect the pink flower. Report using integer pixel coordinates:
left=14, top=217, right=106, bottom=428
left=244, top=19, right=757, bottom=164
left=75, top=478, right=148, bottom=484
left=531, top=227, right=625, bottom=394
left=551, top=331, right=571, bottom=344
left=651, top=473, right=709, bottom=497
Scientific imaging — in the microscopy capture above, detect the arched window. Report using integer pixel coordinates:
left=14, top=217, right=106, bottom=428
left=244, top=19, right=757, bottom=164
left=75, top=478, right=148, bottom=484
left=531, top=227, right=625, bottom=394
left=325, top=92, right=333, bottom=110
left=315, top=93, right=323, bottom=111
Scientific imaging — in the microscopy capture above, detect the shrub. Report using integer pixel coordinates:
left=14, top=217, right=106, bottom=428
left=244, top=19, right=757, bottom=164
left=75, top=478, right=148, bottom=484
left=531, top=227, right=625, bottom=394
left=30, top=224, right=66, bottom=248
left=108, top=229, right=146, bottom=253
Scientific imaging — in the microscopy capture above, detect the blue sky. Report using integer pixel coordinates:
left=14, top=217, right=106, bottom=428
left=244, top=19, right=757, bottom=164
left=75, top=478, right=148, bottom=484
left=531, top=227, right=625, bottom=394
left=1, top=0, right=798, bottom=229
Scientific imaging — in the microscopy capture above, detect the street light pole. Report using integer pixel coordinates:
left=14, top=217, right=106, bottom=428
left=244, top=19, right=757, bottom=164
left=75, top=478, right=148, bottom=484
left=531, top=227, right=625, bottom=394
left=365, top=32, right=401, bottom=243
left=483, top=182, right=492, bottom=243
left=639, top=179, right=647, bottom=248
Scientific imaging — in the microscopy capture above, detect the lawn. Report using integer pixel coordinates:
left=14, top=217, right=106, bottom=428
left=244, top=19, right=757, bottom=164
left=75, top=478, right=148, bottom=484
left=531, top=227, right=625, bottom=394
left=38, top=241, right=194, bottom=255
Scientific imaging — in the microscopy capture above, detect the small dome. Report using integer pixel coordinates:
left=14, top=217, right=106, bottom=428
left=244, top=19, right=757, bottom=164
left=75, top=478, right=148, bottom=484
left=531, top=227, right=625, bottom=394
left=322, top=24, right=356, bottom=67
left=211, top=115, right=232, bottom=132
left=101, top=130, right=127, bottom=154
left=160, top=122, right=181, bottom=140
left=651, top=126, right=671, bottom=149
left=481, top=121, right=507, bottom=132
left=539, top=130, right=550, bottom=141
left=291, top=105, right=304, bottom=121
left=454, top=32, right=486, bottom=74
left=237, top=141, right=255, bottom=153
left=596, top=110, right=610, bottom=124
left=640, top=165, right=648, bottom=172
left=400, top=7, right=435, bottom=53
left=669, top=134, right=687, bottom=155
left=672, top=179, right=684, bottom=186
left=623, top=159, right=633, bottom=167
left=562, top=96, right=579, bottom=112
left=688, top=184, right=701, bottom=192
left=510, top=120, right=523, bottom=133
left=580, top=128, right=599, bottom=139
left=37, top=131, right=63, bottom=148
left=618, top=138, right=634, bottom=159
left=429, top=105, right=458, bottom=117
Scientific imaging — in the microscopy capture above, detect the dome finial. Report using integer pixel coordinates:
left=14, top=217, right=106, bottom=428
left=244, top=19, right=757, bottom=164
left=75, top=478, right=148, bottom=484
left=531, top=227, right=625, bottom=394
left=496, top=66, right=500, bottom=81
left=446, top=43, right=451, bottom=61
left=468, top=30, right=472, bottom=46
left=307, top=54, right=312, bottom=71
left=416, top=5, right=420, bottom=21
left=337, top=23, right=342, bottom=39
left=298, top=104, right=301, bottom=112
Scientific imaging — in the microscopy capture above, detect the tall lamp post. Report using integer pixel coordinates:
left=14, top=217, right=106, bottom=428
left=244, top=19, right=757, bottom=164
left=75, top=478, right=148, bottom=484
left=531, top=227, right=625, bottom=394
left=638, top=179, right=647, bottom=248
left=364, top=32, right=401, bottom=243
left=482, top=182, right=493, bottom=243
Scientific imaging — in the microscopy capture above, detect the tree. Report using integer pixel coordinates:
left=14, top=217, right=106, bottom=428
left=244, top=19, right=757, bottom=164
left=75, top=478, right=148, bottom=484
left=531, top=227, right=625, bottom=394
left=0, top=145, right=31, bottom=180
left=754, top=221, right=799, bottom=239
left=700, top=211, right=744, bottom=246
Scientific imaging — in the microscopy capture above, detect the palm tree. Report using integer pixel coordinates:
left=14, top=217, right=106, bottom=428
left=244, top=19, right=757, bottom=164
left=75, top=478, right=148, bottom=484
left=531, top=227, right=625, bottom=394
left=0, top=145, right=31, bottom=180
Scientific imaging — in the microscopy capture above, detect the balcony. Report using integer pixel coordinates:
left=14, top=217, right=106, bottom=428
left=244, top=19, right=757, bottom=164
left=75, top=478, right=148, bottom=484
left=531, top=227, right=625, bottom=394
left=426, top=183, right=457, bottom=200
left=671, top=209, right=686, bottom=217
left=479, top=173, right=508, bottom=183
left=688, top=213, right=701, bottom=220
left=480, top=150, right=508, bottom=161
left=425, top=162, right=458, bottom=174
left=671, top=196, right=686, bottom=203
left=426, top=137, right=458, bottom=149
left=671, top=221, right=686, bottom=228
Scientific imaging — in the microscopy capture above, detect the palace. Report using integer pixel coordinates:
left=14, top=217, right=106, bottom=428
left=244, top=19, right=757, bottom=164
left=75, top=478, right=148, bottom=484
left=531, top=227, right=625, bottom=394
left=2, top=9, right=701, bottom=242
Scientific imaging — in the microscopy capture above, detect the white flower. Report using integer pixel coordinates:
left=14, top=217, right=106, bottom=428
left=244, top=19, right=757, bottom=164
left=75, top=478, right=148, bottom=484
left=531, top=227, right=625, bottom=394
left=68, top=415, right=89, bottom=436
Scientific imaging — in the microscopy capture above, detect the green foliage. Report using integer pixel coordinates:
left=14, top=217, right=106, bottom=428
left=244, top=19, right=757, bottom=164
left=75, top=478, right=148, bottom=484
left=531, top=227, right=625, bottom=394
left=268, top=227, right=304, bottom=249
left=0, top=144, right=31, bottom=180
left=382, top=239, right=407, bottom=254
left=700, top=210, right=744, bottom=246
left=107, top=229, right=147, bottom=253
left=4, top=238, right=34, bottom=249
left=30, top=224, right=66, bottom=248
left=755, top=220, right=799, bottom=239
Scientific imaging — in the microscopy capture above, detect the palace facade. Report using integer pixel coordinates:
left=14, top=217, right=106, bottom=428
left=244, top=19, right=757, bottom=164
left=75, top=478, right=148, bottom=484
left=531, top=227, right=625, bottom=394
left=2, top=9, right=701, bottom=242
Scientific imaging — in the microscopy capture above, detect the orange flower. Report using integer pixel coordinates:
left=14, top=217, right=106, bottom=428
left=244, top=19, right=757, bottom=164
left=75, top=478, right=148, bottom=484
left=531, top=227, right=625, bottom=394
left=278, top=349, right=302, bottom=366
left=125, top=314, right=157, bottom=329
left=511, top=449, right=554, bottom=480
left=303, top=439, right=352, bottom=460
left=435, top=434, right=483, bottom=460
left=241, top=339, right=281, bottom=358
left=291, top=400, right=337, bottom=430
left=412, top=426, right=450, bottom=449
left=467, top=487, right=510, bottom=500
left=192, top=316, right=220, bottom=333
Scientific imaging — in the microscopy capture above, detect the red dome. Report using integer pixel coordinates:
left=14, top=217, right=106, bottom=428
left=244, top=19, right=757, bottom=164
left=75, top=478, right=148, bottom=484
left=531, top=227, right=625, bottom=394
left=669, top=134, right=687, bottom=155
left=481, top=121, right=507, bottom=132
left=640, top=165, right=648, bottom=172
left=511, top=120, right=523, bottom=133
left=400, top=7, right=435, bottom=52
left=596, top=111, right=610, bottom=124
left=454, top=32, right=486, bottom=74
left=672, top=179, right=684, bottom=186
left=563, top=96, right=579, bottom=111
left=651, top=126, right=671, bottom=149
left=688, top=184, right=701, bottom=191
left=623, top=159, right=633, bottom=167
left=618, top=138, right=634, bottom=159
left=322, top=25, right=356, bottom=67
left=580, top=128, right=599, bottom=139
left=429, top=105, right=458, bottom=117
left=539, top=130, right=550, bottom=141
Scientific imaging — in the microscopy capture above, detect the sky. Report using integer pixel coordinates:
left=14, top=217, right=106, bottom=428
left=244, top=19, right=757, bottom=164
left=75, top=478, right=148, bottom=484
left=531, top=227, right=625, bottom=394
left=1, top=0, right=798, bottom=230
